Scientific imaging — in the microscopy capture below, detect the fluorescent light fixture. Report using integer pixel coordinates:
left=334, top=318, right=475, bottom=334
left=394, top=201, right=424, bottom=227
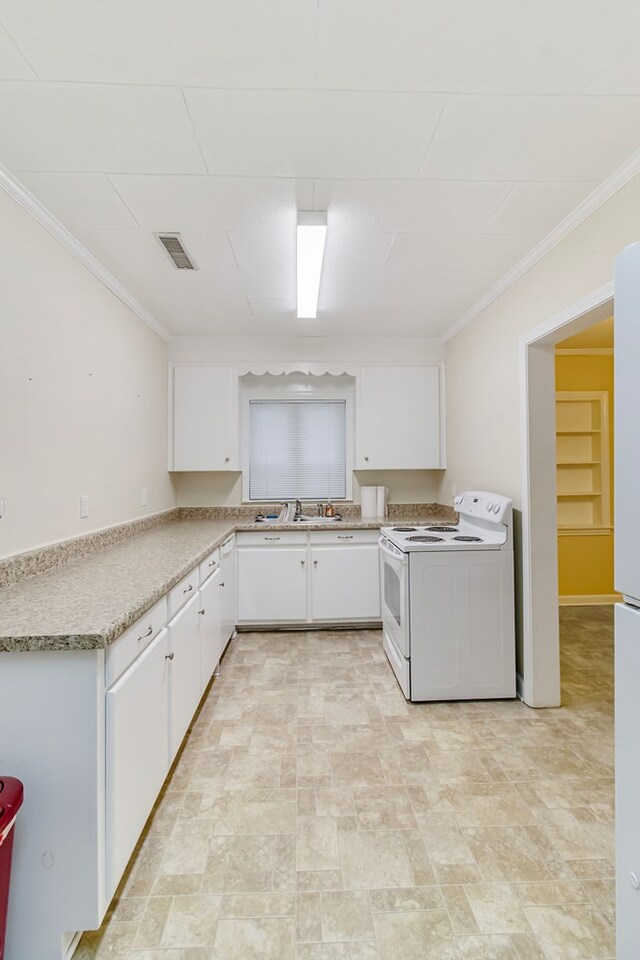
left=297, top=211, right=327, bottom=319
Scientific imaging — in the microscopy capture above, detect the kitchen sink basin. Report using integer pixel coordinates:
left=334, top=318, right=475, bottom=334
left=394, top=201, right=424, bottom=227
left=253, top=515, right=342, bottom=524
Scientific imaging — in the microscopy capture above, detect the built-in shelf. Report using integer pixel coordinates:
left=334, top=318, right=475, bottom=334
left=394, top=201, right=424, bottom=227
left=556, top=391, right=610, bottom=531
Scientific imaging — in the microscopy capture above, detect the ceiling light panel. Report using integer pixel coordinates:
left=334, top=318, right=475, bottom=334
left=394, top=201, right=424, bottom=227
left=297, top=212, right=327, bottom=319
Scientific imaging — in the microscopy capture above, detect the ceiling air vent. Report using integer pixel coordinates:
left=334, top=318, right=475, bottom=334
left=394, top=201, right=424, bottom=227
left=155, top=233, right=198, bottom=270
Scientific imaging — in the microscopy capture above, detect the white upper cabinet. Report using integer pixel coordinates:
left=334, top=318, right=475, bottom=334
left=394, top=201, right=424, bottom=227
left=170, top=364, right=238, bottom=471
left=356, top=364, right=445, bottom=470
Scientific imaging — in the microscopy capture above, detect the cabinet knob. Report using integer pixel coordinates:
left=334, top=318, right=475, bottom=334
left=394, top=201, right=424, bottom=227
left=198, top=608, right=205, bottom=615
left=364, top=456, right=369, bottom=462
left=165, top=652, right=174, bottom=661
left=219, top=582, right=225, bottom=587
left=300, top=560, right=305, bottom=567
left=313, top=559, right=318, bottom=566
left=225, top=456, right=230, bottom=463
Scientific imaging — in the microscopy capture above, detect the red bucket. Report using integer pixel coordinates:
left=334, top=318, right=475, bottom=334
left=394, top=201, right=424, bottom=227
left=0, top=779, right=23, bottom=960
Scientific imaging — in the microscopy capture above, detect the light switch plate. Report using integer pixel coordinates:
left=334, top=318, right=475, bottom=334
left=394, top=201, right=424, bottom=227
left=142, top=488, right=148, bottom=507
left=80, top=495, right=89, bottom=519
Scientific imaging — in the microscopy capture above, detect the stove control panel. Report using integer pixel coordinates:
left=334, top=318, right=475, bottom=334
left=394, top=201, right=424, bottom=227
left=454, top=491, right=511, bottom=524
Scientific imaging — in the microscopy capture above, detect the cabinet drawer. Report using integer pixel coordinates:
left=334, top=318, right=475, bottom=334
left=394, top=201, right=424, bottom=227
left=168, top=569, right=199, bottom=618
left=199, top=548, right=220, bottom=584
left=309, top=529, right=379, bottom=545
left=106, top=596, right=168, bottom=687
left=237, top=531, right=308, bottom=547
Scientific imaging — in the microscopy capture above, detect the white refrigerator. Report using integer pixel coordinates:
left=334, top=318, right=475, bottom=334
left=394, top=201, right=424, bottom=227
left=615, top=242, right=640, bottom=958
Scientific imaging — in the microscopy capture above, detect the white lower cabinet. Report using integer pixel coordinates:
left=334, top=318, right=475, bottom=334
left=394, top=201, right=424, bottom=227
left=199, top=566, right=223, bottom=693
left=236, top=530, right=381, bottom=625
left=105, top=628, right=170, bottom=898
left=237, top=541, right=308, bottom=622
left=310, top=543, right=380, bottom=621
left=167, top=592, right=202, bottom=762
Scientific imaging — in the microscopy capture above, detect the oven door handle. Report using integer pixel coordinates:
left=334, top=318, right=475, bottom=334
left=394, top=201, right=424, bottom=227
left=378, top=538, right=407, bottom=566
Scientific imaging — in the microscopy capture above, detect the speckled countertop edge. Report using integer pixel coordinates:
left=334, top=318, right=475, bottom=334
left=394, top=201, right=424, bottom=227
left=0, top=508, right=456, bottom=653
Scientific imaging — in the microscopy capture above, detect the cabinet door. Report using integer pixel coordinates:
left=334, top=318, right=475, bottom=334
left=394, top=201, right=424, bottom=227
left=357, top=365, right=443, bottom=469
left=220, top=538, right=237, bottom=646
left=171, top=364, right=237, bottom=470
left=237, top=547, right=307, bottom=622
left=106, top=628, right=170, bottom=898
left=199, top=567, right=222, bottom=692
left=167, top=593, right=202, bottom=761
left=311, top=545, right=381, bottom=621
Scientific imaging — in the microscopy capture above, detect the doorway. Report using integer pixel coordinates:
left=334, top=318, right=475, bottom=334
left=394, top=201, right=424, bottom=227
left=519, top=283, right=613, bottom=707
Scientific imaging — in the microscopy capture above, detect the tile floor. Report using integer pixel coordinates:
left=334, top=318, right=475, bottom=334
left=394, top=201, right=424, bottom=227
left=77, top=606, right=615, bottom=959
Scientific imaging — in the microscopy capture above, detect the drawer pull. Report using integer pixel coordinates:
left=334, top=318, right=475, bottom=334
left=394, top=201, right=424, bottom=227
left=264, top=536, right=280, bottom=541
left=338, top=535, right=354, bottom=539
left=183, top=584, right=193, bottom=594
left=219, top=582, right=225, bottom=587
left=165, top=652, right=174, bottom=661
left=209, top=560, right=217, bottom=567
left=198, top=608, right=205, bottom=615
left=137, top=625, right=153, bottom=642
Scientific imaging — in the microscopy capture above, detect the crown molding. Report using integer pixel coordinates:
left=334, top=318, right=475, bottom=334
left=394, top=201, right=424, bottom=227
left=0, top=162, right=170, bottom=342
left=443, top=146, right=640, bottom=343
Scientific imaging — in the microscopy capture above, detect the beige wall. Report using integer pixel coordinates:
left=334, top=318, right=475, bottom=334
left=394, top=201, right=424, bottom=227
left=0, top=188, right=175, bottom=558
left=443, top=174, right=640, bottom=509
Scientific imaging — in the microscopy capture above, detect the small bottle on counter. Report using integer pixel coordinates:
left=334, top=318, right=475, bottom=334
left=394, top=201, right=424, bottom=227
left=324, top=501, right=335, bottom=518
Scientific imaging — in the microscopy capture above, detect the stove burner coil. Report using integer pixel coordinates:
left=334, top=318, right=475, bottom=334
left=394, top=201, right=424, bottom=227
left=392, top=527, right=418, bottom=532
left=453, top=536, right=483, bottom=542
left=406, top=535, right=445, bottom=543
left=425, top=526, right=459, bottom=532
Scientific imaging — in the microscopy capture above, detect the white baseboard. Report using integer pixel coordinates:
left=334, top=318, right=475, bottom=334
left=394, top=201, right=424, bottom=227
left=559, top=593, right=622, bottom=606
left=62, top=931, right=82, bottom=959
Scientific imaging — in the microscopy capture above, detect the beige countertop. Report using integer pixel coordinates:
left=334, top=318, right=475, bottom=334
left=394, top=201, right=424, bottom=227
left=0, top=515, right=452, bottom=653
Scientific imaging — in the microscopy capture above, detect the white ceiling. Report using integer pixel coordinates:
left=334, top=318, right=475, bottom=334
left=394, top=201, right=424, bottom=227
left=1, top=0, right=639, bottom=338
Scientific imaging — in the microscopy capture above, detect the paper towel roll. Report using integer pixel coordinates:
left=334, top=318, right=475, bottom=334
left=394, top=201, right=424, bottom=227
left=360, top=486, right=378, bottom=519
left=376, top=486, right=388, bottom=518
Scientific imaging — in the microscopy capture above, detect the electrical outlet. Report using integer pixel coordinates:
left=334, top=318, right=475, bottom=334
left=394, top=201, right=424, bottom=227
left=142, top=488, right=148, bottom=507
left=451, top=482, right=456, bottom=497
left=80, top=495, right=89, bottom=519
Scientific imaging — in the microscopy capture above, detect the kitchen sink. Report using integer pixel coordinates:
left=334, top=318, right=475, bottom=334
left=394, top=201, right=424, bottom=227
left=253, top=515, right=342, bottom=524
left=295, top=515, right=342, bottom=522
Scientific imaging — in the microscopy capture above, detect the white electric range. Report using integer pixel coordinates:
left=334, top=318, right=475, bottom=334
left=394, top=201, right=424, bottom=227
left=379, top=491, right=516, bottom=702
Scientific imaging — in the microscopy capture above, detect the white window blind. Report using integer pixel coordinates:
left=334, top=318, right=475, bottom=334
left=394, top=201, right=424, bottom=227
left=249, top=400, right=347, bottom=501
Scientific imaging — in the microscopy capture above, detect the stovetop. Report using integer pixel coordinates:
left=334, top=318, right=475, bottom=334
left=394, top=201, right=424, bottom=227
left=381, top=493, right=512, bottom=553
left=381, top=522, right=506, bottom=553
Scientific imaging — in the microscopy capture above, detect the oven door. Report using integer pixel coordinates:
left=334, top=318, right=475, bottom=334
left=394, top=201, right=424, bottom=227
left=379, top=536, right=410, bottom=657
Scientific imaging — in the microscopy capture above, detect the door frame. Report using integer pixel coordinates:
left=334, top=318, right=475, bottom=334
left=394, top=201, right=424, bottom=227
left=519, top=282, right=614, bottom=706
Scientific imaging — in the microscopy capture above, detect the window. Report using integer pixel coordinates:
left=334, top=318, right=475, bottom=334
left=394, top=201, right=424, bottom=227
left=249, top=400, right=347, bottom=501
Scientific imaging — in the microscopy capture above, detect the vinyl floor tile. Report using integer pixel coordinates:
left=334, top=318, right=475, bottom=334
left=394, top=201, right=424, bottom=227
left=76, top=610, right=614, bottom=960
